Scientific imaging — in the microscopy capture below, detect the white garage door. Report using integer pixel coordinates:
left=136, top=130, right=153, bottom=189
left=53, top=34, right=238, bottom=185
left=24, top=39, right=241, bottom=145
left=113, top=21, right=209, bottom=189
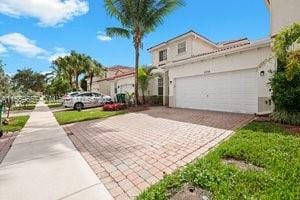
left=175, top=69, right=258, bottom=114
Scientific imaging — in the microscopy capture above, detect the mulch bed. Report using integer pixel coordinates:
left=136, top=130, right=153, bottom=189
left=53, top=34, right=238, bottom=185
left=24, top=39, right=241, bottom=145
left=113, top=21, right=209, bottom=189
left=281, top=124, right=300, bottom=136
left=0, top=132, right=19, bottom=164
left=127, top=105, right=150, bottom=112
left=254, top=116, right=299, bottom=136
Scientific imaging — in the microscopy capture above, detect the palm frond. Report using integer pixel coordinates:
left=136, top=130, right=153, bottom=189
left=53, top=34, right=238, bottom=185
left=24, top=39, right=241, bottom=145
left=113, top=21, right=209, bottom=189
left=106, top=27, right=131, bottom=38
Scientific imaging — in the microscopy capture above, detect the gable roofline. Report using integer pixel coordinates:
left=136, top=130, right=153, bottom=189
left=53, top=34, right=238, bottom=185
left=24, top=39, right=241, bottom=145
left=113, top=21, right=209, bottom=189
left=160, top=38, right=271, bottom=69
left=147, top=30, right=218, bottom=52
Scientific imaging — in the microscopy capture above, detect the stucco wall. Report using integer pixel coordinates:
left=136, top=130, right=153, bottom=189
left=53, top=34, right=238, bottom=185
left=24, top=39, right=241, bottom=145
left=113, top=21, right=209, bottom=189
left=269, top=0, right=300, bottom=35
left=151, top=35, right=216, bottom=67
left=166, top=44, right=275, bottom=113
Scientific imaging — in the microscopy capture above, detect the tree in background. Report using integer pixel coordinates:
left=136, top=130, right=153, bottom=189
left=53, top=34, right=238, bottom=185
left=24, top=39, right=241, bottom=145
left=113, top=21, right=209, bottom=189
left=138, top=66, right=157, bottom=104
left=45, top=78, right=71, bottom=97
left=70, top=51, right=86, bottom=90
left=84, top=57, right=104, bottom=91
left=271, top=23, right=300, bottom=125
left=104, top=0, right=184, bottom=105
left=51, top=51, right=103, bottom=91
left=80, top=76, right=88, bottom=91
left=0, top=60, right=10, bottom=96
left=12, top=68, right=46, bottom=92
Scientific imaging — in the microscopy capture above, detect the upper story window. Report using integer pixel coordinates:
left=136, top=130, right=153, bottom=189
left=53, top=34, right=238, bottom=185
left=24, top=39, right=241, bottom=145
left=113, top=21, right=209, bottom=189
left=177, top=41, right=186, bottom=54
left=159, top=49, right=167, bottom=62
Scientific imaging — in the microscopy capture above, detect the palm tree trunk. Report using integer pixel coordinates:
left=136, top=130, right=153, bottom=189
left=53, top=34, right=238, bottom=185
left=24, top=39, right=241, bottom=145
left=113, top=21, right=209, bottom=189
left=134, top=44, right=140, bottom=105
left=89, top=74, right=93, bottom=92
left=75, top=73, right=79, bottom=90
left=69, top=76, right=73, bottom=89
left=142, top=90, right=145, bottom=105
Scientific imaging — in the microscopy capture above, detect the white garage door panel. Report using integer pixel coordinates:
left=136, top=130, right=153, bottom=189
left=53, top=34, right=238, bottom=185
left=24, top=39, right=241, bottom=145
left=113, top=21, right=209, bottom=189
left=175, top=69, right=257, bottom=113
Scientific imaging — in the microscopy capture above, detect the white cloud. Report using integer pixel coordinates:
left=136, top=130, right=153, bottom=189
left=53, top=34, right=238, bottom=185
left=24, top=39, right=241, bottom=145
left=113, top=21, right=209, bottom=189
left=48, top=47, right=69, bottom=62
left=0, top=43, right=7, bottom=53
left=0, top=0, right=89, bottom=27
left=0, top=33, right=48, bottom=57
left=96, top=31, right=112, bottom=42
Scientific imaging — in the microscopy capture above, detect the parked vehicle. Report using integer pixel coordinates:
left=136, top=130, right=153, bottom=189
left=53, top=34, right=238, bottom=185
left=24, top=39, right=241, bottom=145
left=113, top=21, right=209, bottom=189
left=63, top=92, right=112, bottom=110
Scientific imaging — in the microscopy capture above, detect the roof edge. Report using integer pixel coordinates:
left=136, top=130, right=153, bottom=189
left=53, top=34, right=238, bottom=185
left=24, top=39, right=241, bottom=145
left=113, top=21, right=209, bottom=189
left=147, top=30, right=217, bottom=52
left=161, top=38, right=271, bottom=69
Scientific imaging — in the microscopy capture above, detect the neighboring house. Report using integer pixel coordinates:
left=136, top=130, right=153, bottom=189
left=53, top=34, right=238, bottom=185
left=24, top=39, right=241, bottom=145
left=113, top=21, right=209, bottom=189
left=147, top=0, right=300, bottom=114
left=265, top=0, right=300, bottom=37
left=91, top=65, right=162, bottom=101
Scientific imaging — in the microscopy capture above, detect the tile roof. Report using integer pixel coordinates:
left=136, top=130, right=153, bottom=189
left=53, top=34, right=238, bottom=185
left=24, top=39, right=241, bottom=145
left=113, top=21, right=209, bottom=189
left=106, top=65, right=134, bottom=71
left=171, top=42, right=251, bottom=63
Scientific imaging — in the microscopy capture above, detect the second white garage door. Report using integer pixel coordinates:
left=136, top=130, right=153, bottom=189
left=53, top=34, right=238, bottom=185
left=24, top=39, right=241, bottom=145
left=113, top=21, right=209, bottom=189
left=175, top=69, right=258, bottom=114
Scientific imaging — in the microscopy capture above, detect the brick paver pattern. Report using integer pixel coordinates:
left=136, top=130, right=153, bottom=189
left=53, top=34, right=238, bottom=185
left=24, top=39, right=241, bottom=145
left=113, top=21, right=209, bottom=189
left=63, top=108, right=253, bottom=199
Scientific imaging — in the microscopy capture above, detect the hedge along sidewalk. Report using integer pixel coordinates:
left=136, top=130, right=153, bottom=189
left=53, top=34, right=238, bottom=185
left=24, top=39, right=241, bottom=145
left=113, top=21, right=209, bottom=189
left=137, top=121, right=300, bottom=200
left=53, top=107, right=126, bottom=125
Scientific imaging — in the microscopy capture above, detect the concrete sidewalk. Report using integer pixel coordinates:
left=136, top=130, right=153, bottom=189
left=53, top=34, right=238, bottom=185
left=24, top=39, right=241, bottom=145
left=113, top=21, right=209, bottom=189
left=0, top=101, right=112, bottom=200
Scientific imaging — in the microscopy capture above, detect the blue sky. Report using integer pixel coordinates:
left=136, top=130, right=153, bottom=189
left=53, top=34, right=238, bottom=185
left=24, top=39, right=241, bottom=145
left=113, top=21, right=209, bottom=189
left=0, top=0, right=270, bottom=74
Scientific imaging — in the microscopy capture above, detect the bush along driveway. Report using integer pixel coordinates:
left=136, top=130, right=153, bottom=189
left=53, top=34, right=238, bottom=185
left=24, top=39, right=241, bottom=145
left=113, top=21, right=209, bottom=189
left=137, top=121, right=300, bottom=200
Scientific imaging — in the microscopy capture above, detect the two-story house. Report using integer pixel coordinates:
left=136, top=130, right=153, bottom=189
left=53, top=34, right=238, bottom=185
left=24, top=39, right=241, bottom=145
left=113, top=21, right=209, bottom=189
left=148, top=0, right=299, bottom=114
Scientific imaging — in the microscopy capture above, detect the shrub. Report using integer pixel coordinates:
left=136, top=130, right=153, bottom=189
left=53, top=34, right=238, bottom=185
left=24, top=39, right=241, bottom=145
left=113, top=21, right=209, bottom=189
left=272, top=110, right=300, bottom=125
left=270, top=71, right=300, bottom=112
left=103, top=103, right=126, bottom=111
left=270, top=23, right=300, bottom=125
left=149, top=95, right=163, bottom=106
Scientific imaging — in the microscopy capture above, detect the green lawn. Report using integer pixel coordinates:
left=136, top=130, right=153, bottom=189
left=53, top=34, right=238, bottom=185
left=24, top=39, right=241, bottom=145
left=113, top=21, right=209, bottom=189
left=138, top=122, right=300, bottom=200
left=47, top=103, right=63, bottom=109
left=2, top=115, right=29, bottom=132
left=54, top=108, right=126, bottom=125
left=11, top=104, right=36, bottom=111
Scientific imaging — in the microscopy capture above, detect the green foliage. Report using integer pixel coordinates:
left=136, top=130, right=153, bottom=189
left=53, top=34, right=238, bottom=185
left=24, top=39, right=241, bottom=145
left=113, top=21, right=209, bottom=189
left=12, top=68, right=46, bottom=92
left=51, top=51, right=104, bottom=91
left=2, top=115, right=29, bottom=132
left=272, top=110, right=300, bottom=125
left=54, top=108, right=125, bottom=125
left=149, top=95, right=163, bottom=106
left=138, top=122, right=300, bottom=200
left=80, top=76, right=88, bottom=91
left=45, top=78, right=71, bottom=97
left=273, top=23, right=300, bottom=64
left=270, top=71, right=300, bottom=112
left=270, top=23, right=300, bottom=125
left=0, top=60, right=10, bottom=96
left=138, top=66, right=157, bottom=104
left=286, top=51, right=300, bottom=80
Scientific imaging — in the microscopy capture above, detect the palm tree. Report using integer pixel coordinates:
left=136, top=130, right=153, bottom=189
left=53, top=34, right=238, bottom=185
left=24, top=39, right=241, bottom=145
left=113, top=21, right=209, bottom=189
left=70, top=51, right=85, bottom=90
left=104, top=0, right=184, bottom=104
left=84, top=57, right=104, bottom=91
left=52, top=56, right=74, bottom=89
left=138, top=66, right=157, bottom=104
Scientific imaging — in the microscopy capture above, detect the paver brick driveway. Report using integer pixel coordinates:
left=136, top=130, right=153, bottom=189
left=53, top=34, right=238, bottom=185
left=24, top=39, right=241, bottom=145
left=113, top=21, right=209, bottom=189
left=63, top=107, right=253, bottom=199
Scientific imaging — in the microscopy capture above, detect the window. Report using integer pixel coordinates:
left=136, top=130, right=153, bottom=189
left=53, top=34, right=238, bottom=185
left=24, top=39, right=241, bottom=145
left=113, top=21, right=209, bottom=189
left=158, top=77, right=163, bottom=96
left=78, top=93, right=92, bottom=97
left=177, top=41, right=186, bottom=54
left=159, top=49, right=167, bottom=62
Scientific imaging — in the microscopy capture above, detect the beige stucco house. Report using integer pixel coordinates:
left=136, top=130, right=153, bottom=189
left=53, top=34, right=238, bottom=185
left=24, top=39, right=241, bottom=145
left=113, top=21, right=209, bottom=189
left=265, top=0, right=300, bottom=36
left=147, top=0, right=299, bottom=114
left=91, top=65, right=162, bottom=102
